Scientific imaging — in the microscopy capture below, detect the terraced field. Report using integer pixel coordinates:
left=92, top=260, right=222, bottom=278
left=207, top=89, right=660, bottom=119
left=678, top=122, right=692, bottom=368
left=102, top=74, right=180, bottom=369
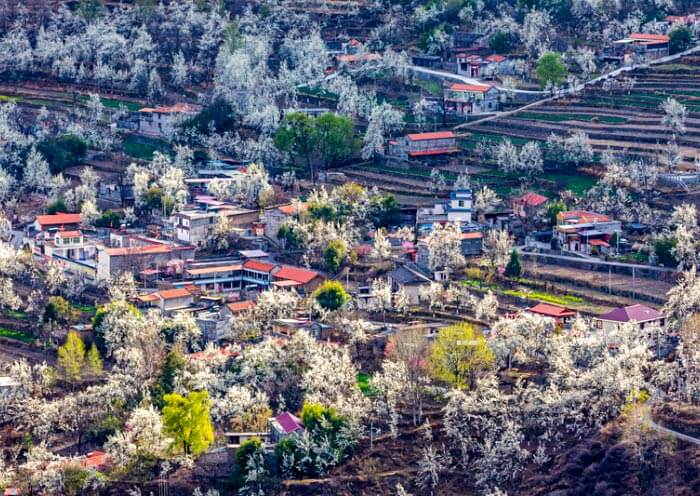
left=463, top=55, right=700, bottom=169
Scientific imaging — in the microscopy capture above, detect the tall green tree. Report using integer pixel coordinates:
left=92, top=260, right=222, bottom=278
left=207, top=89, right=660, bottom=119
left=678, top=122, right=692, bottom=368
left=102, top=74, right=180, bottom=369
left=505, top=249, right=522, bottom=279
left=536, top=52, right=568, bottom=88
left=85, top=343, right=103, bottom=377
left=152, top=350, right=187, bottom=409
left=58, top=331, right=86, bottom=384
left=274, top=112, right=318, bottom=184
left=669, top=27, right=692, bottom=54
left=315, top=113, right=356, bottom=169
left=429, top=323, right=493, bottom=389
left=162, top=391, right=214, bottom=456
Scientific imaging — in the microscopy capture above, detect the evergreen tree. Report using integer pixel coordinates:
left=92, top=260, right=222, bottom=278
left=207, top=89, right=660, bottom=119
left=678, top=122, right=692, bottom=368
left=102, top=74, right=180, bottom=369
left=505, top=250, right=522, bottom=279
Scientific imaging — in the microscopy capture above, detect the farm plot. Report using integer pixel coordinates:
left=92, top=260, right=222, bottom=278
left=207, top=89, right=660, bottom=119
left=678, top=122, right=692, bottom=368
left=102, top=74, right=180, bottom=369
left=463, top=55, right=700, bottom=170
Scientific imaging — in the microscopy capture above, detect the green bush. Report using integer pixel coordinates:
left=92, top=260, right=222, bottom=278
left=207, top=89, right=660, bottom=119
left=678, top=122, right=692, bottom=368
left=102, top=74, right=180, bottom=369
left=323, top=240, right=347, bottom=273
left=37, top=135, right=88, bottom=174
left=312, top=280, right=350, bottom=311
left=236, top=436, right=264, bottom=469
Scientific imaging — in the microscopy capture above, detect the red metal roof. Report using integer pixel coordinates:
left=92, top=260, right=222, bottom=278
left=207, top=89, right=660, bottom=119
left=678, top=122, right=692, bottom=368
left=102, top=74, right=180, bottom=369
left=406, top=131, right=455, bottom=141
left=486, top=54, right=506, bottom=62
left=139, top=102, right=201, bottom=114
left=558, top=210, right=612, bottom=224
left=35, top=213, right=81, bottom=226
left=56, top=230, right=82, bottom=238
left=274, top=265, right=321, bottom=284
left=243, top=259, right=275, bottom=272
left=588, top=239, right=610, bottom=247
left=82, top=451, right=108, bottom=470
left=513, top=192, right=548, bottom=208
left=629, top=33, right=669, bottom=42
left=226, top=300, right=256, bottom=313
left=527, top=303, right=575, bottom=319
left=461, top=232, right=483, bottom=240
left=157, top=288, right=192, bottom=300
left=278, top=203, right=308, bottom=216
left=449, top=83, right=493, bottom=93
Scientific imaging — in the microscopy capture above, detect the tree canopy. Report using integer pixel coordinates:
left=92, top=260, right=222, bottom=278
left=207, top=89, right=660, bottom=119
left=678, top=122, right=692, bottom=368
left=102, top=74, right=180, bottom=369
left=162, top=391, right=214, bottom=456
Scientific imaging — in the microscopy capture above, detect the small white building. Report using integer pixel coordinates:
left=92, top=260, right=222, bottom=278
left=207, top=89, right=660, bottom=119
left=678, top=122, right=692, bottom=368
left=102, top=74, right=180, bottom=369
left=137, top=103, right=202, bottom=137
left=447, top=188, right=473, bottom=224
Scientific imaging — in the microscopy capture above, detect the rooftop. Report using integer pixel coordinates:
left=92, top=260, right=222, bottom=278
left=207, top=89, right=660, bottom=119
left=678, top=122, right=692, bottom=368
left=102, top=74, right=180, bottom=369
left=513, top=192, right=548, bottom=208
left=157, top=288, right=192, bottom=300
left=35, top=213, right=81, bottom=226
left=139, top=102, right=202, bottom=114
left=243, top=259, right=276, bottom=272
left=226, top=300, right=257, bottom=313
left=449, top=83, right=493, bottom=93
left=274, top=412, right=304, bottom=434
left=597, top=304, right=665, bottom=323
left=273, top=265, right=321, bottom=284
left=406, top=131, right=455, bottom=141
left=527, top=303, right=575, bottom=319
left=558, top=210, right=612, bottom=225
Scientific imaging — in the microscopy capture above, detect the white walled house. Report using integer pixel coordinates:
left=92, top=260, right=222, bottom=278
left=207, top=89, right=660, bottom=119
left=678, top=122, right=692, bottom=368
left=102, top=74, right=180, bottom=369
left=137, top=103, right=202, bottom=137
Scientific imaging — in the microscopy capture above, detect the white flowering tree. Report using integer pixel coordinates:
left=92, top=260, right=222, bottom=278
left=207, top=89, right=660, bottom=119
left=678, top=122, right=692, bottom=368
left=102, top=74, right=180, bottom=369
left=425, top=222, right=465, bottom=273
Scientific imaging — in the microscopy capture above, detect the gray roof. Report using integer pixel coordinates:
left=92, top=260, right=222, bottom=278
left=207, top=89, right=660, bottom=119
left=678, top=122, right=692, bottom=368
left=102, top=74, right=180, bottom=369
left=388, top=263, right=431, bottom=286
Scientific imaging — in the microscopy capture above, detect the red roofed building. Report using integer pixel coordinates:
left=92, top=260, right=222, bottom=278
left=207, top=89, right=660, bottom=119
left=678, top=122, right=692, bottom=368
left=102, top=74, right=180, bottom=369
left=613, top=33, right=669, bottom=63
left=512, top=192, right=548, bottom=218
left=387, top=131, right=458, bottom=160
left=526, top=303, right=576, bottom=326
left=33, top=213, right=81, bottom=232
left=594, top=304, right=666, bottom=334
left=269, top=412, right=305, bottom=442
left=225, top=300, right=256, bottom=314
left=444, top=82, right=499, bottom=116
left=137, top=287, right=194, bottom=312
left=272, top=265, right=324, bottom=293
left=555, top=210, right=621, bottom=255
left=81, top=451, right=110, bottom=471
left=97, top=239, right=195, bottom=280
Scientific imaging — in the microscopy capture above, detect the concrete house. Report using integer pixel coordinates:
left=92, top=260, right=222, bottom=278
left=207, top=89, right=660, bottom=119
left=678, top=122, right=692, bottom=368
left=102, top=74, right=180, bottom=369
left=173, top=207, right=258, bottom=247
left=593, top=304, right=666, bottom=335
left=387, top=131, right=458, bottom=160
left=555, top=210, right=621, bottom=255
left=444, top=83, right=499, bottom=116
left=137, top=103, right=201, bottom=137
left=387, top=262, right=432, bottom=305
left=269, top=412, right=304, bottom=443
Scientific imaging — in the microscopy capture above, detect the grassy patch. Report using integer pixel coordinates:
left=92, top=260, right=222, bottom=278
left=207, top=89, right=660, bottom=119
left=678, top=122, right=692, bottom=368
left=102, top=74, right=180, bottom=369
left=5, top=310, right=27, bottom=320
left=0, top=95, right=19, bottom=103
left=0, top=328, right=34, bottom=343
left=653, top=64, right=699, bottom=72
left=122, top=134, right=170, bottom=161
left=357, top=373, right=378, bottom=397
left=415, top=79, right=443, bottom=96
left=74, top=304, right=97, bottom=314
left=503, top=289, right=583, bottom=306
left=78, top=95, right=142, bottom=112
left=513, top=112, right=627, bottom=124
left=540, top=173, right=597, bottom=196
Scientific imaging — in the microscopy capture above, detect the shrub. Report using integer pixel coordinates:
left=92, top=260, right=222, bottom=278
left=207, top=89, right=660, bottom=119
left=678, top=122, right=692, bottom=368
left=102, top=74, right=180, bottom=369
left=94, top=210, right=123, bottom=228
left=236, top=436, right=264, bottom=469
left=312, top=280, right=350, bottom=311
left=323, top=239, right=347, bottom=272
left=37, top=135, right=88, bottom=174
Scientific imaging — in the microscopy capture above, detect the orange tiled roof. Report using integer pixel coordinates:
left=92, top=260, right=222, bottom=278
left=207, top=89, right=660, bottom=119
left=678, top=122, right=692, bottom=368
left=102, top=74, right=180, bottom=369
left=243, top=259, right=275, bottom=272
left=35, top=213, right=81, bottom=226
left=449, top=83, right=493, bottom=93
left=274, top=265, right=321, bottom=284
left=226, top=300, right=256, bottom=313
left=406, top=131, right=455, bottom=141
left=157, top=288, right=192, bottom=300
